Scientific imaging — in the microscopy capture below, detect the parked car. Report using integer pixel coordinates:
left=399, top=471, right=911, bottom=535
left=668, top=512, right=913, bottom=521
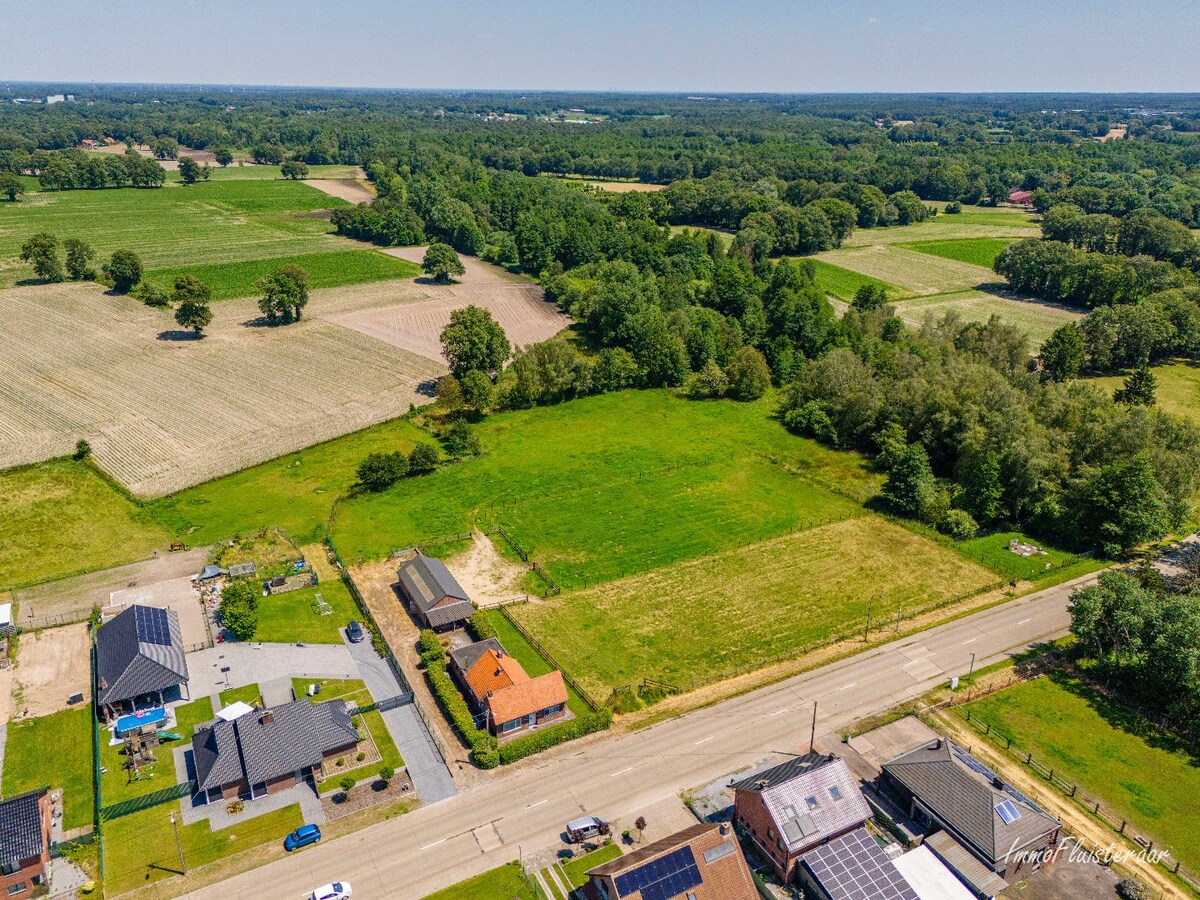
left=310, top=882, right=352, bottom=900
left=566, top=816, right=610, bottom=843
left=284, top=823, right=321, bottom=851
left=346, top=621, right=366, bottom=643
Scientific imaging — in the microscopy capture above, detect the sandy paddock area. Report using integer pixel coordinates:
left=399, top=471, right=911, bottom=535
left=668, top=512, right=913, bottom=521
left=586, top=180, right=665, bottom=193
left=303, top=177, right=375, bottom=204
left=12, top=624, right=91, bottom=718
left=441, top=532, right=528, bottom=607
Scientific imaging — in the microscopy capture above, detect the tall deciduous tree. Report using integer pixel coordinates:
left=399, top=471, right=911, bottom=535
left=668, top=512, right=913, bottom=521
left=63, top=238, right=96, bottom=280
left=422, top=242, right=466, bottom=284
left=1038, top=323, right=1085, bottom=382
left=0, top=173, right=24, bottom=202
left=440, top=305, right=510, bottom=378
left=177, top=157, right=201, bottom=184
left=256, top=264, right=310, bottom=324
left=173, top=275, right=213, bottom=336
left=280, top=160, right=309, bottom=180
left=20, top=232, right=63, bottom=282
left=104, top=249, right=142, bottom=293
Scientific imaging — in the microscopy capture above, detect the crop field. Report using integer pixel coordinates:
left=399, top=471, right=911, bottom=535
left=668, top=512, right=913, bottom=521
left=808, top=258, right=906, bottom=301
left=0, top=179, right=351, bottom=287
left=900, top=237, right=1016, bottom=269
left=143, top=249, right=418, bottom=300
left=0, top=281, right=443, bottom=496
left=892, top=289, right=1084, bottom=345
left=328, top=248, right=569, bottom=362
left=965, top=671, right=1200, bottom=873
left=509, top=517, right=997, bottom=697
left=811, top=244, right=999, bottom=296
left=1088, top=360, right=1200, bottom=421
left=0, top=458, right=172, bottom=588
left=333, top=390, right=882, bottom=588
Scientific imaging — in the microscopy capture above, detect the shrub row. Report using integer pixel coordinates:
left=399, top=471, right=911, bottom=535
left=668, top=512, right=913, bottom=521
left=466, top=611, right=498, bottom=641
left=495, top=709, right=613, bottom=765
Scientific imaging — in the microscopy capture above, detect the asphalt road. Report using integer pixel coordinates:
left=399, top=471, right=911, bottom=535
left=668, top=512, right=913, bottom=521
left=184, top=573, right=1091, bottom=900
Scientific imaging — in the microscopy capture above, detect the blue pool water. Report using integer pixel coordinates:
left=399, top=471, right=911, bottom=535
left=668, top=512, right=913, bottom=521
left=115, top=706, right=167, bottom=735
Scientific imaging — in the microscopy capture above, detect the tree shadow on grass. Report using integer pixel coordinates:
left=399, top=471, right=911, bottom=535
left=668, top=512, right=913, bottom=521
left=157, top=330, right=203, bottom=342
left=413, top=275, right=457, bottom=286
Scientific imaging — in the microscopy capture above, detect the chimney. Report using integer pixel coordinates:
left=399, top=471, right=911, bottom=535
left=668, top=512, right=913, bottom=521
left=719, top=823, right=728, bottom=836
left=992, top=776, right=1004, bottom=790
left=260, top=710, right=274, bottom=725
left=934, top=738, right=942, bottom=750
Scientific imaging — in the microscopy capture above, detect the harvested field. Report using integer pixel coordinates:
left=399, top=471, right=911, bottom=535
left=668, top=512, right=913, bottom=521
left=894, top=289, right=1084, bottom=345
left=585, top=181, right=665, bottom=193
left=12, top=623, right=91, bottom=717
left=329, top=249, right=569, bottom=363
left=811, top=244, right=999, bottom=296
left=303, top=176, right=375, bottom=204
left=0, top=281, right=443, bottom=496
left=509, top=517, right=997, bottom=698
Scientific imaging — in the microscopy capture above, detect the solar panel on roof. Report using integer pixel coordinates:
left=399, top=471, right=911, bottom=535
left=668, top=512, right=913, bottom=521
left=614, top=846, right=701, bottom=900
left=134, top=605, right=172, bottom=645
left=995, top=800, right=1022, bottom=824
left=802, top=829, right=919, bottom=900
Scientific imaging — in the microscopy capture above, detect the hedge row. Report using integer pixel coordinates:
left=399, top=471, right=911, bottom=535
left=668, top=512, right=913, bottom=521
left=495, top=709, right=612, bottom=765
left=466, top=611, right=498, bottom=642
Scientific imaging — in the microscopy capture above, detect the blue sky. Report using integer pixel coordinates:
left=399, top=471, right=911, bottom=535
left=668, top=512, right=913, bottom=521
left=4, top=0, right=1197, bottom=93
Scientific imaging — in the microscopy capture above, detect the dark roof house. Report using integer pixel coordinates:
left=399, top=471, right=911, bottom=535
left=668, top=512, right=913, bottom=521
left=584, top=823, right=758, bottom=900
left=396, top=554, right=474, bottom=630
left=0, top=788, right=53, bottom=897
left=447, top=637, right=504, bottom=674
left=880, top=738, right=1060, bottom=881
left=192, top=699, right=358, bottom=800
left=96, top=604, right=189, bottom=713
left=732, top=752, right=872, bottom=881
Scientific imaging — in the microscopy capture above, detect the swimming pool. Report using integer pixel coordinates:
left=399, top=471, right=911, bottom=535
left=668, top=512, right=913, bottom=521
left=115, top=706, right=167, bottom=735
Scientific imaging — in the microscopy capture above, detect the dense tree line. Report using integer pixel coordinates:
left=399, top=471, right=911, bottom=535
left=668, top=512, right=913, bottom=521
left=3, top=147, right=167, bottom=189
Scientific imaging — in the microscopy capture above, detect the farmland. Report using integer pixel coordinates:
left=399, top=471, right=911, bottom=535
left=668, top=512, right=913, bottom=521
left=965, top=671, right=1200, bottom=873
left=892, top=289, right=1084, bottom=345
left=1088, top=360, right=1200, bottom=421
left=812, top=244, right=999, bottom=296
left=0, top=281, right=443, bottom=496
left=332, top=390, right=880, bottom=588
left=509, top=517, right=997, bottom=697
left=900, top=237, right=1016, bottom=269
left=808, top=258, right=905, bottom=301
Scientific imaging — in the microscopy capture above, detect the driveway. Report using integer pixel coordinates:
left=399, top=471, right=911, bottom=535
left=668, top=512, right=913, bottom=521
left=186, top=644, right=358, bottom=700
left=341, top=630, right=456, bottom=804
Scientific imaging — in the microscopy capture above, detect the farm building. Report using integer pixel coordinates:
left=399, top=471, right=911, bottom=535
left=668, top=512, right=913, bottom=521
left=583, top=822, right=758, bottom=900
left=396, top=554, right=474, bottom=631
left=449, top=638, right=568, bottom=737
left=190, top=698, right=359, bottom=804
left=732, top=752, right=871, bottom=882
left=1007, top=190, right=1034, bottom=207
left=96, top=604, right=190, bottom=722
left=879, top=738, right=1060, bottom=889
left=0, top=789, right=53, bottom=898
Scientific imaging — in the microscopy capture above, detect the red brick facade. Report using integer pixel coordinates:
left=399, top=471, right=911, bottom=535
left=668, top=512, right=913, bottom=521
left=0, top=792, right=52, bottom=898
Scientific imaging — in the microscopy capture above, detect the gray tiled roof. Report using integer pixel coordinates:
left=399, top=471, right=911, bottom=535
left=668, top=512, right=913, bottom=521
left=449, top=638, right=504, bottom=674
left=882, top=739, right=1059, bottom=864
left=397, top=555, right=473, bottom=627
left=0, top=789, right=47, bottom=868
left=192, top=699, right=359, bottom=792
left=96, top=604, right=189, bottom=706
left=734, top=753, right=871, bottom=853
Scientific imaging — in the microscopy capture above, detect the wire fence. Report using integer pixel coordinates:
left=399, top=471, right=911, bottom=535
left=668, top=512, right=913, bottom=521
left=100, top=781, right=197, bottom=822
left=497, top=605, right=601, bottom=711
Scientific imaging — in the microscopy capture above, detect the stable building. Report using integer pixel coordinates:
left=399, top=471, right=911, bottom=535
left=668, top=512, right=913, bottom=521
left=96, top=604, right=190, bottom=722
left=396, top=554, right=474, bottom=632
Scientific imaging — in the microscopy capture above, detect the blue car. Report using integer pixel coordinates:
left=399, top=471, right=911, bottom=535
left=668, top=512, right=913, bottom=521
left=285, top=824, right=322, bottom=852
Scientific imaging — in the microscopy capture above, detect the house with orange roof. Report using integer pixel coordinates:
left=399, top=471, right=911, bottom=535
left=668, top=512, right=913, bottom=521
left=448, top=638, right=570, bottom=738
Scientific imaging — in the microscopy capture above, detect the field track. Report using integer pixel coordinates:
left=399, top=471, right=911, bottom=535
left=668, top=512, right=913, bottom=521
left=302, top=176, right=375, bottom=204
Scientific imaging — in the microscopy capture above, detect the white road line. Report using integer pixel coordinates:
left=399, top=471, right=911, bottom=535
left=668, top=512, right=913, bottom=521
left=526, top=799, right=549, bottom=809
left=839, top=682, right=857, bottom=691
left=962, top=638, right=977, bottom=645
left=420, top=839, right=446, bottom=850
left=768, top=707, right=790, bottom=717
left=902, top=659, right=921, bottom=668
left=694, top=736, right=715, bottom=745
left=1017, top=618, right=1031, bottom=625
left=610, top=767, right=633, bottom=778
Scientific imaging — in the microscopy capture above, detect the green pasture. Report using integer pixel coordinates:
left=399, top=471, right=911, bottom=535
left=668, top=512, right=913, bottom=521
left=807, top=257, right=906, bottom=301
left=901, top=237, right=1016, bottom=269
left=1, top=706, right=93, bottom=829
left=1088, top=360, right=1200, bottom=421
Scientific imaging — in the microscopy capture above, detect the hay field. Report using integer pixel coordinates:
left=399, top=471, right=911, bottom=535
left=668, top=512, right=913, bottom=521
left=893, top=290, right=1084, bottom=345
left=509, top=516, right=997, bottom=696
left=328, top=249, right=569, bottom=362
left=811, top=244, right=998, bottom=296
left=585, top=181, right=665, bottom=193
left=0, top=281, right=443, bottom=496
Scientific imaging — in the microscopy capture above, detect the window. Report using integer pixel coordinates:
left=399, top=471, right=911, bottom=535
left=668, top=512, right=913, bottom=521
left=767, top=828, right=774, bottom=840
left=687, top=894, right=697, bottom=900
left=7, top=883, right=26, bottom=896
left=500, top=718, right=521, bottom=733
left=829, top=785, right=843, bottom=801
left=805, top=795, right=820, bottom=810
left=782, top=804, right=796, bottom=819
left=0, top=862, right=17, bottom=876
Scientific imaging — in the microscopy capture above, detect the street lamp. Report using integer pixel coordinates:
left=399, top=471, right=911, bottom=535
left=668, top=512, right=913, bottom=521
left=967, top=652, right=977, bottom=685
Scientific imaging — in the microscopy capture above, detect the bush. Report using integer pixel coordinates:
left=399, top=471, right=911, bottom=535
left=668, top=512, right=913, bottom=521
left=356, top=751, right=366, bottom=762
left=136, top=282, right=170, bottom=307
left=495, top=709, right=613, bottom=765
left=724, top=346, right=771, bottom=401
left=442, top=420, right=482, bottom=458
left=409, top=442, right=439, bottom=473
left=944, top=201, right=962, bottom=214
left=73, top=439, right=91, bottom=460
left=466, top=612, right=498, bottom=642
left=417, top=629, right=444, bottom=666
left=357, top=451, right=409, bottom=491
left=339, top=775, right=355, bottom=794
left=378, top=766, right=395, bottom=784
left=1116, top=878, right=1149, bottom=900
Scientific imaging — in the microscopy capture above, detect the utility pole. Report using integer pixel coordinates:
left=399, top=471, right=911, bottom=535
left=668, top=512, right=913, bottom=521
left=967, top=652, right=977, bottom=685
left=169, top=811, right=186, bottom=874
left=809, top=700, right=817, bottom=753
left=895, top=605, right=902, bottom=632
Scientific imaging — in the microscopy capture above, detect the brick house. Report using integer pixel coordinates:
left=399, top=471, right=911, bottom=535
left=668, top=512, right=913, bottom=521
left=191, top=699, right=358, bottom=804
left=1007, top=189, right=1035, bottom=207
left=732, top=752, right=871, bottom=882
left=583, top=822, right=758, bottom=900
left=449, top=639, right=568, bottom=737
left=0, top=789, right=53, bottom=898
left=396, top=554, right=474, bottom=632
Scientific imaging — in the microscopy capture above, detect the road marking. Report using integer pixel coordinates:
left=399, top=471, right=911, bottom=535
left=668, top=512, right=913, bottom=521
left=962, top=638, right=977, bottom=645
left=768, top=707, right=789, bottom=717
left=839, top=682, right=857, bottom=691
left=610, top=767, right=633, bottom=777
left=902, top=659, right=921, bottom=668
left=420, top=838, right=446, bottom=850
left=526, top=799, right=549, bottom=809
left=1017, top=618, right=1031, bottom=625
left=694, top=736, right=715, bottom=745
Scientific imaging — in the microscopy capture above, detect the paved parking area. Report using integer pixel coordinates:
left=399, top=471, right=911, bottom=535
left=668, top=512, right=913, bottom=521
left=185, top=643, right=358, bottom=699
left=108, top=575, right=210, bottom=648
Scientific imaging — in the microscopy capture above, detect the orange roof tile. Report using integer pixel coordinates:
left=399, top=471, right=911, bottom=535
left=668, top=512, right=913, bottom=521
left=486, top=671, right=568, bottom=725
left=464, top=648, right=528, bottom=701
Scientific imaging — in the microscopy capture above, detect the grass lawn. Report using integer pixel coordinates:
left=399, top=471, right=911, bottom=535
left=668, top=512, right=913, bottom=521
left=1088, top=360, right=1200, bottom=421
left=334, top=390, right=879, bottom=590
left=99, top=724, right=180, bottom=806
left=806, top=257, right=906, bottom=301
left=163, top=163, right=363, bottom=183
left=893, top=289, right=1084, bottom=345
left=254, top=580, right=360, bottom=644
left=2, top=707, right=93, bottom=829
left=510, top=516, right=997, bottom=698
left=956, top=531, right=1105, bottom=583
left=147, top=416, right=431, bottom=547
left=0, top=179, right=350, bottom=286
left=172, top=696, right=216, bottom=741
left=927, top=205, right=1040, bottom=228
left=476, top=609, right=591, bottom=715
left=102, top=799, right=302, bottom=896
left=142, top=249, right=419, bottom=301
left=218, top=683, right=262, bottom=708
left=0, top=457, right=172, bottom=588
left=422, top=861, right=537, bottom=900
left=901, top=237, right=1016, bottom=269
left=289, top=678, right=404, bottom=793
left=965, top=671, right=1200, bottom=872
left=559, top=843, right=623, bottom=889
